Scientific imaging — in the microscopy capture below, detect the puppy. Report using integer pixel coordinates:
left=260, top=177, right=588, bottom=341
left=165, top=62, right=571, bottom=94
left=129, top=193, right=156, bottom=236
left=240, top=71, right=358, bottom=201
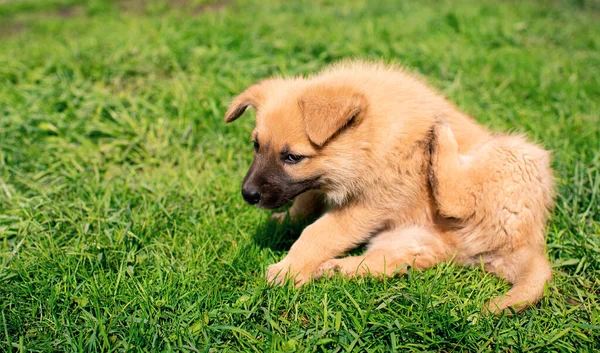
left=224, top=61, right=555, bottom=313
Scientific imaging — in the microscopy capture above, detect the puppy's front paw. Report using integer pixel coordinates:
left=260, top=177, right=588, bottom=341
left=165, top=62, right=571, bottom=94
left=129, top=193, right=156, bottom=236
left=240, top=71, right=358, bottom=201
left=266, top=259, right=311, bottom=286
left=483, top=296, right=525, bottom=316
left=314, top=259, right=341, bottom=279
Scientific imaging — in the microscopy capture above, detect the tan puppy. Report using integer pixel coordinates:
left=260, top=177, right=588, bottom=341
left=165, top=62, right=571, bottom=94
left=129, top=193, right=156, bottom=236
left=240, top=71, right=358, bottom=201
left=224, top=61, right=555, bottom=313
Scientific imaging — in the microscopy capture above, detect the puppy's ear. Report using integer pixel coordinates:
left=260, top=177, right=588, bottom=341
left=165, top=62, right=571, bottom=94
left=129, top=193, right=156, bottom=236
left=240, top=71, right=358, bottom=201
left=299, top=85, right=367, bottom=146
left=224, top=83, right=265, bottom=123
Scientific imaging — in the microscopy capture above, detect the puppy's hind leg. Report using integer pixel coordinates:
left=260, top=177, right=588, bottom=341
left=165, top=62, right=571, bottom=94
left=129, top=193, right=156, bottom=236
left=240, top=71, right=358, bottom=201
left=316, top=226, right=452, bottom=278
left=484, top=248, right=552, bottom=314
left=429, top=119, right=478, bottom=219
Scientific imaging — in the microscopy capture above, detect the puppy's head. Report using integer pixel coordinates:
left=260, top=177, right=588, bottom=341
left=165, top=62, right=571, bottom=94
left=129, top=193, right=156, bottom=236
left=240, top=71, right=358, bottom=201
left=225, top=78, right=367, bottom=209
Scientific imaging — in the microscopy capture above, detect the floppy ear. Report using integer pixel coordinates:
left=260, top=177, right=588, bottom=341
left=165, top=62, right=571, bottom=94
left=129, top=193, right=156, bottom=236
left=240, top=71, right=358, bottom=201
left=224, top=83, right=265, bottom=123
left=299, top=85, right=367, bottom=146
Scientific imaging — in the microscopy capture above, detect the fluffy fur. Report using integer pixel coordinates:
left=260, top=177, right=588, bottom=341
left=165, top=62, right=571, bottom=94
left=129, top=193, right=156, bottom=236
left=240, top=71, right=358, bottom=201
left=225, top=61, right=555, bottom=314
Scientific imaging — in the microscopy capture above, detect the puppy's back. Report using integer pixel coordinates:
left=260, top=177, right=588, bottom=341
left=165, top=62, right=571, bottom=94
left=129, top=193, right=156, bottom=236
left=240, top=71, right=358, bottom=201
left=311, top=61, right=491, bottom=152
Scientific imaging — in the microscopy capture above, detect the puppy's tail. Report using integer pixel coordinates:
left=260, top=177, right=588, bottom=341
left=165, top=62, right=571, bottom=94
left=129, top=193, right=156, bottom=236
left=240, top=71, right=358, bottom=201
left=485, top=250, right=552, bottom=314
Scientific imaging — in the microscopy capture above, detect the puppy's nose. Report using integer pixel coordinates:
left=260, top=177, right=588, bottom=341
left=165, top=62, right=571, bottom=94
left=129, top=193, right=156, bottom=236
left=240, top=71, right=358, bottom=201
left=242, top=187, right=261, bottom=205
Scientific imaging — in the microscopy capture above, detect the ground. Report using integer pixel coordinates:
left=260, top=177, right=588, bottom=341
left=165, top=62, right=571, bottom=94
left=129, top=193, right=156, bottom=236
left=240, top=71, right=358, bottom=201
left=0, top=0, right=599, bottom=351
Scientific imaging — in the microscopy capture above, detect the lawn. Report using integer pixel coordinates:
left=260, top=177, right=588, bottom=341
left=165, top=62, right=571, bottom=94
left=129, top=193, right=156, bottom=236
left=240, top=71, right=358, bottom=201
left=0, top=0, right=599, bottom=351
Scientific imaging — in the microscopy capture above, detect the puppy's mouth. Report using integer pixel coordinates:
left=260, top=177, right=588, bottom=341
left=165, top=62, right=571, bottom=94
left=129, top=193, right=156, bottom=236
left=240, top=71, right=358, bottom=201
left=241, top=152, right=322, bottom=209
left=243, top=176, right=322, bottom=210
left=255, top=196, right=293, bottom=210
left=254, top=180, right=319, bottom=210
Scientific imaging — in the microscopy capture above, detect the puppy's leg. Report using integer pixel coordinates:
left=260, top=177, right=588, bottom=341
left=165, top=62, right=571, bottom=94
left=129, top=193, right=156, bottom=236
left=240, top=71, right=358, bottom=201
left=484, top=248, right=552, bottom=314
left=267, top=205, right=379, bottom=285
left=271, top=190, right=325, bottom=223
left=316, top=226, right=452, bottom=278
left=429, top=119, right=477, bottom=219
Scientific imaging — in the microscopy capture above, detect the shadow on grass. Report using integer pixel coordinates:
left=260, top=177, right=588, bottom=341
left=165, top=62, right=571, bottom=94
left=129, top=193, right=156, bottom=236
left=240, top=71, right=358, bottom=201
left=251, top=213, right=316, bottom=252
left=251, top=212, right=369, bottom=256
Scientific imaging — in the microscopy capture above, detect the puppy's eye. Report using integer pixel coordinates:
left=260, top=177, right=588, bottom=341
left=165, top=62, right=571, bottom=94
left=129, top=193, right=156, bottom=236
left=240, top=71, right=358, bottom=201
left=283, top=154, right=304, bottom=164
left=253, top=140, right=259, bottom=152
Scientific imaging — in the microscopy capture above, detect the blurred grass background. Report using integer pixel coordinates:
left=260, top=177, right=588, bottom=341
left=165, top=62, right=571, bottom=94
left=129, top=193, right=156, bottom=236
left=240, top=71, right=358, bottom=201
left=0, top=0, right=599, bottom=351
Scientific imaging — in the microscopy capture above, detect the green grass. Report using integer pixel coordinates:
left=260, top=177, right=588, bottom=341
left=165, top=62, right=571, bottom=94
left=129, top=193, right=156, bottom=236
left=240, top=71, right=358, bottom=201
left=1, top=0, right=599, bottom=351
